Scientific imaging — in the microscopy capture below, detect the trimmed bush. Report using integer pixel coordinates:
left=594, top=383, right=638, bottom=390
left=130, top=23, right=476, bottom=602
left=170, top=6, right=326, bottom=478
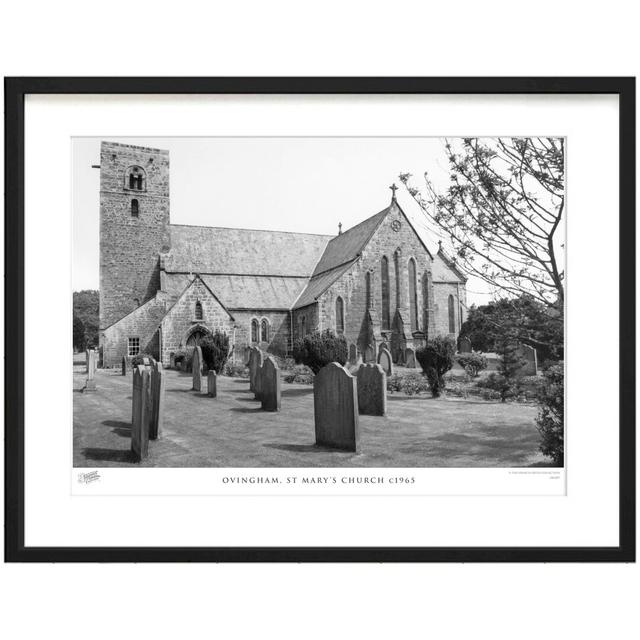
left=223, top=362, right=248, bottom=378
left=416, top=336, right=456, bottom=397
left=292, top=329, right=348, bottom=374
left=536, top=364, right=564, bottom=466
left=456, top=352, right=488, bottom=377
left=283, top=364, right=314, bottom=385
left=200, top=331, right=231, bottom=374
left=131, top=352, right=154, bottom=367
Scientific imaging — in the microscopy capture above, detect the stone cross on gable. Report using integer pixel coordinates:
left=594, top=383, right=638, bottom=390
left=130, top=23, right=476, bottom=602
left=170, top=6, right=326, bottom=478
left=389, top=183, right=398, bottom=199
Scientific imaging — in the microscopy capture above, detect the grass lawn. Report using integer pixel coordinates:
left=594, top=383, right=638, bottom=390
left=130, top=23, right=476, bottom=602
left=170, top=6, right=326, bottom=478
left=73, top=355, right=549, bottom=468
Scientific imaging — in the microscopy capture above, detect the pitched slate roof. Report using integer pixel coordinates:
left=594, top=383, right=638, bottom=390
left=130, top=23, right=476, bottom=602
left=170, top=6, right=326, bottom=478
left=311, top=206, right=389, bottom=276
left=293, top=261, right=356, bottom=309
left=165, top=224, right=332, bottom=277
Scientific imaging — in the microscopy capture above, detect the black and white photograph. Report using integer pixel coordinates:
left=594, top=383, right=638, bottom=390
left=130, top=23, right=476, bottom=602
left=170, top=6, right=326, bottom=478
left=72, top=136, right=565, bottom=471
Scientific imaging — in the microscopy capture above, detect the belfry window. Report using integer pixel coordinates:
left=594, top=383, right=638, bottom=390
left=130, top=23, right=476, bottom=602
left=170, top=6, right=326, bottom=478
left=335, top=296, right=345, bottom=334
left=261, top=319, right=269, bottom=342
left=251, top=319, right=259, bottom=343
left=195, top=301, right=203, bottom=321
left=126, top=166, right=146, bottom=191
left=131, top=199, right=139, bottom=217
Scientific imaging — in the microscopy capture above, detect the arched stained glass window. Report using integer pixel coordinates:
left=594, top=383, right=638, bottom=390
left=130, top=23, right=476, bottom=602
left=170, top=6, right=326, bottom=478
left=381, top=256, right=390, bottom=329
left=336, top=296, right=345, bottom=334
left=365, top=271, right=372, bottom=309
left=261, top=318, right=269, bottom=342
left=448, top=294, right=456, bottom=334
left=251, top=318, right=259, bottom=343
left=408, top=258, right=418, bottom=331
left=195, top=301, right=203, bottom=320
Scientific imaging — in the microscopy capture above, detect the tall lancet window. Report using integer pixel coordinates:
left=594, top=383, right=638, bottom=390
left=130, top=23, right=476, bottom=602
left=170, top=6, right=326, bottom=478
left=408, top=258, right=418, bottom=331
left=335, top=296, right=345, bottom=334
left=448, top=294, right=456, bottom=334
left=394, top=249, right=401, bottom=309
left=365, top=271, right=372, bottom=309
left=261, top=318, right=269, bottom=342
left=381, top=256, right=390, bottom=329
left=195, top=301, right=203, bottom=320
left=251, top=318, right=259, bottom=343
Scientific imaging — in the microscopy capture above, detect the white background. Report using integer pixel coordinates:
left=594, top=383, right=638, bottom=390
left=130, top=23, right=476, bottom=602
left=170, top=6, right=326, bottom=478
left=1, top=1, right=638, bottom=639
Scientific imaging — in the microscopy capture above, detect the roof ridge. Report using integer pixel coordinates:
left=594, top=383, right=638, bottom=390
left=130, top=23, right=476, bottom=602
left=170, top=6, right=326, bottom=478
left=169, top=222, right=334, bottom=238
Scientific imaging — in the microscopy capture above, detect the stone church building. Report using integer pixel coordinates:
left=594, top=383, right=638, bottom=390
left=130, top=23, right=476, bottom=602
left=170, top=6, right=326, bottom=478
left=99, top=141, right=467, bottom=368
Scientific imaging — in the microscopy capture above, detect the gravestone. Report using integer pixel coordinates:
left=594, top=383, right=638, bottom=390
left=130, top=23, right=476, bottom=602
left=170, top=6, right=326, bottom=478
left=192, top=346, right=204, bottom=391
left=83, top=349, right=97, bottom=392
left=122, top=356, right=128, bottom=376
left=364, top=345, right=375, bottom=363
left=377, top=347, right=393, bottom=376
left=249, top=347, right=263, bottom=393
left=149, top=361, right=165, bottom=440
left=260, top=356, right=281, bottom=412
left=459, top=336, right=472, bottom=353
left=347, top=354, right=363, bottom=374
left=356, top=363, right=387, bottom=416
left=404, top=347, right=417, bottom=369
left=207, top=370, right=217, bottom=398
left=251, top=349, right=264, bottom=399
left=517, top=344, right=538, bottom=376
left=314, top=362, right=359, bottom=451
left=169, top=352, right=176, bottom=369
left=131, top=365, right=151, bottom=462
left=348, top=344, right=357, bottom=363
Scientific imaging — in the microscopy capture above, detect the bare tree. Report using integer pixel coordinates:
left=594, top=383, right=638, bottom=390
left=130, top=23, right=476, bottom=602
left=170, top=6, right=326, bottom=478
left=400, top=137, right=564, bottom=306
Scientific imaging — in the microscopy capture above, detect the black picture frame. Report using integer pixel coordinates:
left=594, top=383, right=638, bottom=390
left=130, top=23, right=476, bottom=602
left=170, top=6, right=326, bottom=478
left=4, top=77, right=635, bottom=563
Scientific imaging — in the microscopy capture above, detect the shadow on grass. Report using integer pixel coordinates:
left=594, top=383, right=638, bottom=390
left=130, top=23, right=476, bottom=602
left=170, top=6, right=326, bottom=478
left=263, top=442, right=350, bottom=454
left=102, top=420, right=131, bottom=438
left=282, top=387, right=314, bottom=397
left=230, top=406, right=263, bottom=414
left=81, top=447, right=136, bottom=463
left=235, top=396, right=260, bottom=403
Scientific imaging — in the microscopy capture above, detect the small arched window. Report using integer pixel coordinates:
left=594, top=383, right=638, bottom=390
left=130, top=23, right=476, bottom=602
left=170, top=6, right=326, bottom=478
left=301, top=315, right=306, bottom=337
left=131, top=198, right=139, bottom=217
left=133, top=298, right=140, bottom=307
left=261, top=319, right=269, bottom=342
left=336, top=296, right=345, bottom=334
left=251, top=318, right=259, bottom=343
left=195, top=301, right=203, bottom=321
left=448, top=294, right=456, bottom=334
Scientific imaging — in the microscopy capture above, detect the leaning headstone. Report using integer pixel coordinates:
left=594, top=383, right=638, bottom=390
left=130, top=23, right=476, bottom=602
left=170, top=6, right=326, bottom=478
left=122, top=356, right=128, bottom=376
left=169, top=352, right=176, bottom=369
left=207, top=370, right=217, bottom=398
left=252, top=349, right=264, bottom=399
left=149, top=361, right=165, bottom=440
left=260, top=356, right=281, bottom=412
left=517, top=344, right=538, bottom=376
left=356, top=363, right=387, bottom=416
left=404, top=347, right=417, bottom=369
left=192, top=346, right=203, bottom=391
left=377, top=347, right=393, bottom=376
left=459, top=336, right=472, bottom=353
left=314, top=362, right=359, bottom=451
left=83, top=349, right=97, bottom=392
left=131, top=365, right=151, bottom=461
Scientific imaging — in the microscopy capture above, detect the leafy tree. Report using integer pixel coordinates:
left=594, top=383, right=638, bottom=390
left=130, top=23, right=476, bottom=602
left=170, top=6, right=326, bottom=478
left=200, top=331, right=231, bottom=374
left=73, top=290, right=99, bottom=348
left=292, top=329, right=348, bottom=374
left=401, top=137, right=564, bottom=306
left=73, top=314, right=86, bottom=351
left=459, top=295, right=563, bottom=362
left=536, top=364, right=564, bottom=466
left=416, top=335, right=456, bottom=397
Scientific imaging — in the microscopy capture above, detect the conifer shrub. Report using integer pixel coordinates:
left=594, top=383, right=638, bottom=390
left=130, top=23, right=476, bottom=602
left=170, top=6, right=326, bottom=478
left=536, top=364, right=564, bottom=466
left=200, top=331, right=231, bottom=374
left=416, top=336, right=456, bottom=397
left=292, top=329, right=348, bottom=374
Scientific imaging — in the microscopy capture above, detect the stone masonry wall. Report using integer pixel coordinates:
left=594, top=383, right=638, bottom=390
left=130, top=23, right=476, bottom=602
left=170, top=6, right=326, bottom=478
left=159, top=277, right=234, bottom=367
left=101, top=295, right=168, bottom=367
left=232, top=310, right=291, bottom=360
left=432, top=282, right=466, bottom=337
left=99, top=141, right=171, bottom=332
left=291, top=303, right=320, bottom=344
left=317, top=201, right=437, bottom=356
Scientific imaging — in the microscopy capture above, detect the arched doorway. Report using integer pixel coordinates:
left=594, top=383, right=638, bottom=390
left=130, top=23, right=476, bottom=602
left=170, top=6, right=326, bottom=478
left=186, top=327, right=210, bottom=348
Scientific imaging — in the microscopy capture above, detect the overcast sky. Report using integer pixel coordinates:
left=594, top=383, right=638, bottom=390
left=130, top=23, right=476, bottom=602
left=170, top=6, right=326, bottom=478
left=72, top=137, right=509, bottom=306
